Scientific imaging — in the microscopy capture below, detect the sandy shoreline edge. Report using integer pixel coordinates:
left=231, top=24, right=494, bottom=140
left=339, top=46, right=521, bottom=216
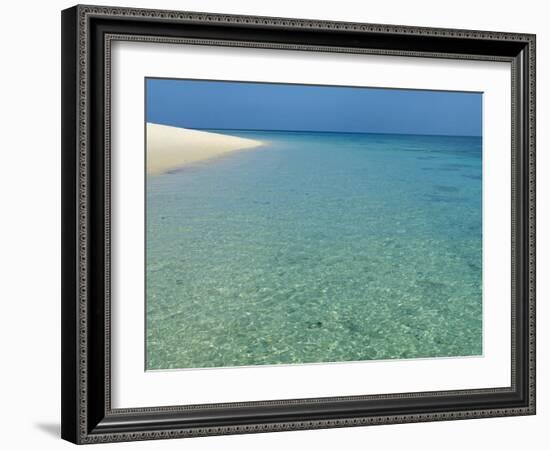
left=146, top=123, right=264, bottom=175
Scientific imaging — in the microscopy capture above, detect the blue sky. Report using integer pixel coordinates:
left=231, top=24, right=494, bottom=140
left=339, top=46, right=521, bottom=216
left=146, top=78, right=482, bottom=137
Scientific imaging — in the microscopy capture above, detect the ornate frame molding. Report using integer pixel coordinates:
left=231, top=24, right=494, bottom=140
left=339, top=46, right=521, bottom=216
left=62, top=5, right=536, bottom=444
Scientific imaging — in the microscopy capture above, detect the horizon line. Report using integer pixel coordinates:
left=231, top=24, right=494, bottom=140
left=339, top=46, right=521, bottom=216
left=147, top=122, right=482, bottom=139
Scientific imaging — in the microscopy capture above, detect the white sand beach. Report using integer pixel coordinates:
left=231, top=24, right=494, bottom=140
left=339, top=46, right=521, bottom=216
left=146, top=123, right=264, bottom=175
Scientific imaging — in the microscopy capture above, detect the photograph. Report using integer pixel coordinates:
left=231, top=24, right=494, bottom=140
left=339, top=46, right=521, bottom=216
left=145, top=78, right=483, bottom=370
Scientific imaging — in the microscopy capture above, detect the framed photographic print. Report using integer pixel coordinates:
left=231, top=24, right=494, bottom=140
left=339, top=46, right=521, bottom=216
left=61, top=4, right=536, bottom=444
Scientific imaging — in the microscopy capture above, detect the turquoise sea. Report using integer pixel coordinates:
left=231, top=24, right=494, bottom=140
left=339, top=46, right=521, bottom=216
left=146, top=130, right=482, bottom=370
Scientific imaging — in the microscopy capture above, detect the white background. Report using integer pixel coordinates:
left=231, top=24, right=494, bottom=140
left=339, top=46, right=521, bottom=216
left=0, top=0, right=546, bottom=449
left=112, top=42, right=511, bottom=408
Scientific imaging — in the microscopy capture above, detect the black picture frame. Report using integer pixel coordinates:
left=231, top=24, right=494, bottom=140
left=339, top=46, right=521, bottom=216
left=61, top=4, right=536, bottom=444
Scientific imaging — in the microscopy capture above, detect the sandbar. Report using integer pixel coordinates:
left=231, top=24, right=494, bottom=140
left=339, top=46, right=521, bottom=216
left=146, top=123, right=264, bottom=175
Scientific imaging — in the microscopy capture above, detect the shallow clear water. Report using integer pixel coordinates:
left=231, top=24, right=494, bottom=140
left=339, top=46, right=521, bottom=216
left=146, top=131, right=482, bottom=370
